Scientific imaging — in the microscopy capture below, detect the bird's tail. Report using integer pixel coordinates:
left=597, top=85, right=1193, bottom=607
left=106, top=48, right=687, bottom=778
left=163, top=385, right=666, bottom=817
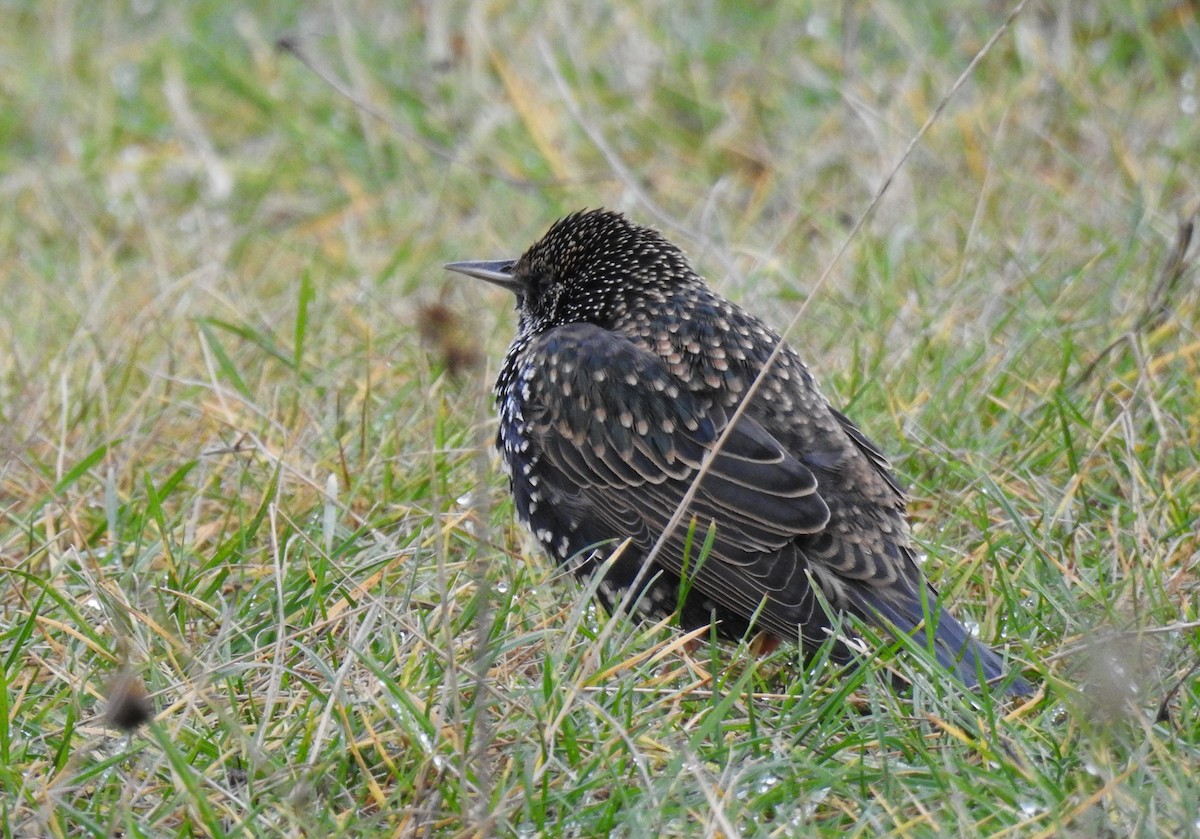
left=856, top=585, right=1032, bottom=696
left=927, top=605, right=1031, bottom=696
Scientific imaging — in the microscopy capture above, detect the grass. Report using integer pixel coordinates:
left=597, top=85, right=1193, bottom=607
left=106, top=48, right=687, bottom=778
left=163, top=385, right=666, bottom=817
left=2, top=0, right=1198, bottom=836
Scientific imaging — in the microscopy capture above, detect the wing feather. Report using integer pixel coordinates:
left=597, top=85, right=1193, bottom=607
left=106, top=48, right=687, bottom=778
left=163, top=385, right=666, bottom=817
left=521, top=323, right=833, bottom=641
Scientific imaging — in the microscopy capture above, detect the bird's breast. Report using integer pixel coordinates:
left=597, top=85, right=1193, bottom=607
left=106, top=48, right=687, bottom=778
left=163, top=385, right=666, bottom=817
left=494, top=364, right=581, bottom=565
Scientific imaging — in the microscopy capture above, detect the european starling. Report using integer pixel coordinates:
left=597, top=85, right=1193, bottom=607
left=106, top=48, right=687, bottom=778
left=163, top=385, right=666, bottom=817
left=447, top=209, right=1029, bottom=694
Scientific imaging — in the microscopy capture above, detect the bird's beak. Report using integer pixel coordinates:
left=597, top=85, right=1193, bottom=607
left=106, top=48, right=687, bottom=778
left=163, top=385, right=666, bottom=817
left=444, top=259, right=523, bottom=294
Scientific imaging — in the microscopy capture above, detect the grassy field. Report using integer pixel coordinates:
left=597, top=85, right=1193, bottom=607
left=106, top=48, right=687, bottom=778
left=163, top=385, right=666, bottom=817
left=2, top=1, right=1198, bottom=836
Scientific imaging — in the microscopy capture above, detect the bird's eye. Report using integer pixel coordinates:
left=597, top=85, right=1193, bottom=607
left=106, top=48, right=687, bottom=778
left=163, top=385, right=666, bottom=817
left=527, top=270, right=560, bottom=300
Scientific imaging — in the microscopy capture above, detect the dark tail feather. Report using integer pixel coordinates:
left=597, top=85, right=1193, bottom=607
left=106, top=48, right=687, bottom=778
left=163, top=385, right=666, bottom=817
left=929, top=606, right=1032, bottom=696
left=856, top=585, right=1032, bottom=696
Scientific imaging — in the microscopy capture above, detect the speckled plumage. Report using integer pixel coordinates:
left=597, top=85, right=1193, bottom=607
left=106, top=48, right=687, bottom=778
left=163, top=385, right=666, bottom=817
left=447, top=209, right=1028, bottom=694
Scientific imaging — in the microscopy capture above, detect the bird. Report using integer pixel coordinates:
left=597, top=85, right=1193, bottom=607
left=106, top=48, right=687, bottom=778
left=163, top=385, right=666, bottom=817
left=446, top=208, right=1030, bottom=695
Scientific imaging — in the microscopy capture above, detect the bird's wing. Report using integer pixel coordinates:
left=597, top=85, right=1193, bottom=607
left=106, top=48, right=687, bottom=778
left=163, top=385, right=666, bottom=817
left=520, top=323, right=833, bottom=638
left=827, top=406, right=906, bottom=499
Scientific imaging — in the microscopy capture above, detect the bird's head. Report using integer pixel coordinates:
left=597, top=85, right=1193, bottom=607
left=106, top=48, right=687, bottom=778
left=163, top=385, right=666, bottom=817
left=445, top=209, right=695, bottom=335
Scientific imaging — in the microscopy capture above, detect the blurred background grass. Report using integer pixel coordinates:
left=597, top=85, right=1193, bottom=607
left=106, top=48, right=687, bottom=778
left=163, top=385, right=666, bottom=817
left=1, top=1, right=1198, bottom=836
